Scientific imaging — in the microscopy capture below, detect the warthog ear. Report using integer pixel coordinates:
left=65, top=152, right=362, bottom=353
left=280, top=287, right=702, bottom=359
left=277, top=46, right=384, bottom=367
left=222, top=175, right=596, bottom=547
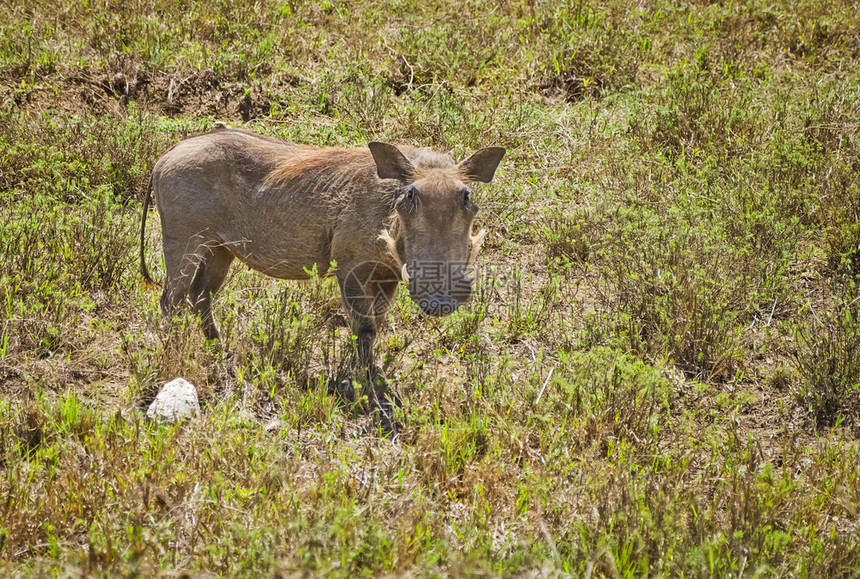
left=369, top=142, right=415, bottom=182
left=458, top=147, right=506, bottom=183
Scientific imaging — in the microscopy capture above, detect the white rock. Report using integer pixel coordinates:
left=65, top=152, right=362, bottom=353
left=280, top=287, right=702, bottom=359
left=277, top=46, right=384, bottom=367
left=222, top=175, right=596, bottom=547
left=146, top=378, right=200, bottom=423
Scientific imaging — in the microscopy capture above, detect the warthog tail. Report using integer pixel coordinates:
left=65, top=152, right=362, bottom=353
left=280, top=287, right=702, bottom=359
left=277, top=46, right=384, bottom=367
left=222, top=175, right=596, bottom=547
left=139, top=173, right=155, bottom=289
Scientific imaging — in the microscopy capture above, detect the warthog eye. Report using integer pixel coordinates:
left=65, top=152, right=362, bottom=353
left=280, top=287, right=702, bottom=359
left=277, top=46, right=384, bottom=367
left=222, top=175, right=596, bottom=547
left=462, top=188, right=477, bottom=213
left=397, top=185, right=419, bottom=211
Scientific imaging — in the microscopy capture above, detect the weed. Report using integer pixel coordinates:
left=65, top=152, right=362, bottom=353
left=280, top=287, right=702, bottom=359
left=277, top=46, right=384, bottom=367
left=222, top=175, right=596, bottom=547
left=551, top=347, right=674, bottom=449
left=791, top=300, right=860, bottom=427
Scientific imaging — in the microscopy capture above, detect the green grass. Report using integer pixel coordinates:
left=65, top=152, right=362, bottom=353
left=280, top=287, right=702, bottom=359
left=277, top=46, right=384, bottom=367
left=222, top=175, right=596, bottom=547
left=2, top=0, right=860, bottom=575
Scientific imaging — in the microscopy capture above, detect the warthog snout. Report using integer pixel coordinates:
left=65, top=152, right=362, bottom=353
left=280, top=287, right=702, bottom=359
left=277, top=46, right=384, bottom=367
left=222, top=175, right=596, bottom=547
left=409, top=263, right=474, bottom=316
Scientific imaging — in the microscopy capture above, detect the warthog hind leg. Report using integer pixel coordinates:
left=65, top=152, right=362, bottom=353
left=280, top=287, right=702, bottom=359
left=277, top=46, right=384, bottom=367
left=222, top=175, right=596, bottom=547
left=189, top=244, right=234, bottom=340
left=161, top=237, right=233, bottom=340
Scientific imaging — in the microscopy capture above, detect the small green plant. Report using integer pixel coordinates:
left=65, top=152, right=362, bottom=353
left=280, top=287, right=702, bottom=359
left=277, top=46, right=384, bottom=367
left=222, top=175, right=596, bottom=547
left=827, top=221, right=860, bottom=278
left=244, top=266, right=339, bottom=383
left=791, top=302, right=860, bottom=426
left=585, top=205, right=748, bottom=379
left=542, top=206, right=592, bottom=266
left=551, top=346, right=674, bottom=448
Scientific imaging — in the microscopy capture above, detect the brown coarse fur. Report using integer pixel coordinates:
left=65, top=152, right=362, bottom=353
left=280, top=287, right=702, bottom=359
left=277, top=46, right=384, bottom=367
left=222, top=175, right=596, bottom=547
left=265, top=147, right=376, bottom=186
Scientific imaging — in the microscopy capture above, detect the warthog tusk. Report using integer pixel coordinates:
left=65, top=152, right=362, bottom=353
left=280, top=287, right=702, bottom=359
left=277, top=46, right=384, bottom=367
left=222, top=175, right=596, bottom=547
left=379, top=229, right=409, bottom=283
left=466, top=228, right=487, bottom=276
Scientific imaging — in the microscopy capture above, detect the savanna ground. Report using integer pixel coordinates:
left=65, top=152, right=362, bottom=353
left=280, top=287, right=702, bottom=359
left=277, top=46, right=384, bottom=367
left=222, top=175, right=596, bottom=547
left=1, top=0, right=859, bottom=576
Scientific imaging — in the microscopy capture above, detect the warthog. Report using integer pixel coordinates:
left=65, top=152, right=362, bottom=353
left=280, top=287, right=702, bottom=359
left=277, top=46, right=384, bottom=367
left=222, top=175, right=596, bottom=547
left=139, top=127, right=504, bottom=415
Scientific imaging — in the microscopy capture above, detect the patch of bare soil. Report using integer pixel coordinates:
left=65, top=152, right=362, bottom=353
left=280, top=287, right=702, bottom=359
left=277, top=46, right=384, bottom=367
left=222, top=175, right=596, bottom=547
left=2, top=67, right=300, bottom=122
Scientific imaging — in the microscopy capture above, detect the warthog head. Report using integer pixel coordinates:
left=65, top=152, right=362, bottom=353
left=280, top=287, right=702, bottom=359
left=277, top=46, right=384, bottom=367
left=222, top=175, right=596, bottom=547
left=370, top=142, right=505, bottom=317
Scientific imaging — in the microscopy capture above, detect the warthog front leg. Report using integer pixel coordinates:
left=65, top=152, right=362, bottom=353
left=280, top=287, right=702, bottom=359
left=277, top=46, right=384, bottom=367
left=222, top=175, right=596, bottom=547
left=339, top=262, right=400, bottom=430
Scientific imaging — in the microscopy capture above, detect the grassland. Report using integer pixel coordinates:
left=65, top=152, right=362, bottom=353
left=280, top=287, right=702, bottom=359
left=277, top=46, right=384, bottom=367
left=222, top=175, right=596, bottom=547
left=1, top=0, right=859, bottom=575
